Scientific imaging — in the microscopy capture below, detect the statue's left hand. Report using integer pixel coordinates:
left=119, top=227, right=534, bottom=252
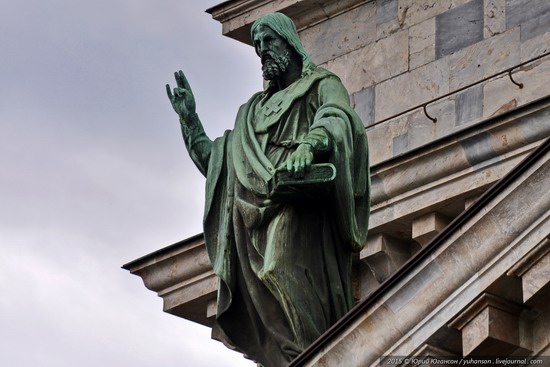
left=284, top=143, right=314, bottom=177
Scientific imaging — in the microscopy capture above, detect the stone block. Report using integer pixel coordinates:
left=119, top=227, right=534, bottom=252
left=366, top=121, right=393, bottom=165
left=407, top=110, right=437, bottom=150
left=520, top=11, right=550, bottom=42
left=393, top=133, right=409, bottom=156
left=412, top=212, right=451, bottom=246
left=375, top=57, right=450, bottom=121
left=449, top=27, right=520, bottom=90
left=352, top=86, right=375, bottom=126
left=482, top=74, right=519, bottom=118
left=507, top=238, right=550, bottom=309
left=368, top=115, right=410, bottom=162
left=455, top=84, right=484, bottom=126
left=452, top=0, right=475, bottom=7
left=373, top=96, right=456, bottom=158
left=323, top=28, right=408, bottom=94
left=522, top=253, right=550, bottom=307
left=398, top=0, right=453, bottom=29
left=376, top=1, right=402, bottom=40
left=505, top=0, right=550, bottom=30
left=358, top=261, right=381, bottom=300
left=436, top=0, right=484, bottom=59
left=483, top=56, right=550, bottom=119
left=459, top=131, right=497, bottom=167
left=449, top=293, right=528, bottom=357
left=409, top=18, right=436, bottom=69
left=520, top=31, right=550, bottom=62
left=413, top=97, right=458, bottom=140
left=206, top=298, right=217, bottom=319
left=360, top=234, right=413, bottom=283
left=532, top=309, right=550, bottom=354
left=484, top=0, right=506, bottom=38
left=299, top=2, right=376, bottom=65
left=377, top=18, right=402, bottom=40
left=377, top=0, right=399, bottom=25
left=464, top=195, right=480, bottom=209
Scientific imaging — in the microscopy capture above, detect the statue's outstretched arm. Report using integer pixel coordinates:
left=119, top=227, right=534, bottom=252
left=166, top=70, right=212, bottom=176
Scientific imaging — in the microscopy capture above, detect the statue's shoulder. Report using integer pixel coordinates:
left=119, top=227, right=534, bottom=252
left=239, top=91, right=264, bottom=110
left=311, top=67, right=344, bottom=84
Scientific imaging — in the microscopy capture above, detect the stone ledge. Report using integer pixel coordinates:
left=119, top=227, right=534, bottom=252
left=123, top=234, right=217, bottom=326
left=507, top=237, right=550, bottom=308
left=207, top=0, right=371, bottom=45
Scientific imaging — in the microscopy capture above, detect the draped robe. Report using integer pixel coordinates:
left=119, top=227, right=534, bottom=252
left=192, top=68, right=369, bottom=366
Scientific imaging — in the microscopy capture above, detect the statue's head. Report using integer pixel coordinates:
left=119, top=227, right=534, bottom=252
left=251, top=13, right=315, bottom=82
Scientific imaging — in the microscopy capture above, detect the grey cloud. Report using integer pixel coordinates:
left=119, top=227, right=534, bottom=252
left=1, top=0, right=259, bottom=366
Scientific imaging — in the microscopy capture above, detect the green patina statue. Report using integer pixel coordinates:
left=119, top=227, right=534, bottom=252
left=166, top=12, right=370, bottom=367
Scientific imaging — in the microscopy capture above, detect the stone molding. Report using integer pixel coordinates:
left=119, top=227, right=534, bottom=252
left=122, top=234, right=216, bottom=326
left=207, top=0, right=371, bottom=45
left=507, top=236, right=550, bottom=307
left=291, top=137, right=550, bottom=365
left=448, top=293, right=528, bottom=356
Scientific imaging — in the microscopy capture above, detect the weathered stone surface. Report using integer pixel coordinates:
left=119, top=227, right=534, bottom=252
left=367, top=115, right=410, bottom=162
left=409, top=18, right=436, bottom=69
left=324, top=29, right=408, bottom=94
left=369, top=103, right=550, bottom=230
left=208, top=0, right=370, bottom=45
left=377, top=0, right=399, bottom=25
left=452, top=0, right=475, bottom=7
left=522, top=252, right=550, bottom=306
left=520, top=11, right=550, bottom=42
left=375, top=0, right=401, bottom=41
left=393, top=133, right=408, bottom=156
left=455, top=84, right=484, bottom=126
left=483, top=57, right=550, bottom=118
left=299, top=2, right=376, bottom=65
left=360, top=233, right=412, bottom=283
left=377, top=18, right=402, bottom=40
left=367, top=122, right=393, bottom=165
left=412, top=212, right=451, bottom=246
left=436, top=0, right=484, bottom=59
left=532, top=310, right=550, bottom=354
left=376, top=57, right=450, bottom=121
left=449, top=294, right=527, bottom=356
left=405, top=98, right=458, bottom=151
left=484, top=0, right=506, bottom=38
left=505, top=0, right=550, bottom=30
left=520, top=31, right=550, bottom=62
left=407, top=110, right=437, bottom=150
left=352, top=86, right=375, bottom=126
left=507, top=238, right=550, bottom=308
left=424, top=98, right=456, bottom=139
left=398, top=0, right=453, bottom=29
left=464, top=195, right=480, bottom=209
left=449, top=28, right=520, bottom=90
left=459, top=131, right=497, bottom=167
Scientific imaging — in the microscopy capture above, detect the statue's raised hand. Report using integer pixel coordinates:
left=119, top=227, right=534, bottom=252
left=166, top=70, right=196, bottom=122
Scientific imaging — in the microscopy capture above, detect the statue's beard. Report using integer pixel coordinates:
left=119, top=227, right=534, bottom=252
left=261, top=51, right=291, bottom=81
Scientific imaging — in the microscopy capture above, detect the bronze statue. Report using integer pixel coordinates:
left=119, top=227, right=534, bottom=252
left=166, top=12, right=370, bottom=367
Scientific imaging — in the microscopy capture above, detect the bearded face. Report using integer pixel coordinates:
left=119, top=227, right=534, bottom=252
left=261, top=50, right=291, bottom=81
left=252, top=25, right=296, bottom=82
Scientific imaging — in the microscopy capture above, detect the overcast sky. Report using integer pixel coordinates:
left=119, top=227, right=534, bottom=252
left=0, top=1, right=261, bottom=366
